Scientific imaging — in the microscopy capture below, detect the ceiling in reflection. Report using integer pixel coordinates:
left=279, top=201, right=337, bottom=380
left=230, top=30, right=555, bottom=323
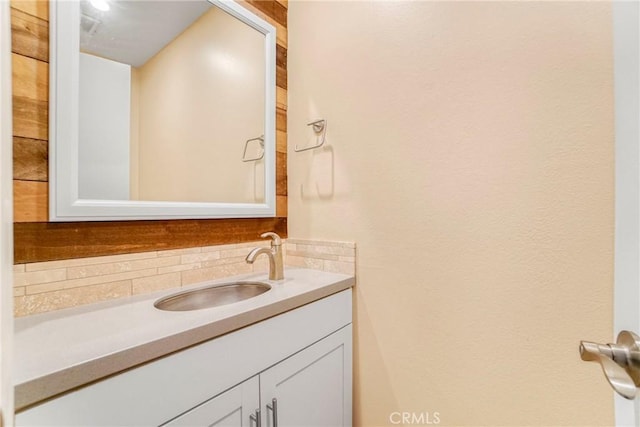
left=80, top=0, right=212, bottom=67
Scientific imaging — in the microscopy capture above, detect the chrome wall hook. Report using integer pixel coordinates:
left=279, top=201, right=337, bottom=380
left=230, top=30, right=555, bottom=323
left=294, top=119, right=327, bottom=152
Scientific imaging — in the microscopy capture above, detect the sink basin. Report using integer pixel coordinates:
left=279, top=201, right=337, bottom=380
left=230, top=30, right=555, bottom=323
left=154, top=281, right=271, bottom=312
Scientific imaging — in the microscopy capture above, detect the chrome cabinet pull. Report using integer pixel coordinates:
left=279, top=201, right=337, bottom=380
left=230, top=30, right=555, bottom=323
left=266, top=398, right=278, bottom=427
left=580, top=330, right=640, bottom=399
left=250, top=408, right=261, bottom=427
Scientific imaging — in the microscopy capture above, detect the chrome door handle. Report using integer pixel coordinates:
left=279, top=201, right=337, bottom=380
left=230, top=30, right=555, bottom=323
left=580, top=330, right=640, bottom=399
left=250, top=408, right=261, bottom=427
left=266, top=398, right=278, bottom=427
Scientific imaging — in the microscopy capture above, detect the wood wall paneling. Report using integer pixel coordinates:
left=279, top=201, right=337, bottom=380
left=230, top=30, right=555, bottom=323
left=12, top=53, right=47, bottom=100
left=10, top=0, right=48, bottom=21
left=276, top=86, right=287, bottom=111
left=276, top=130, right=287, bottom=153
left=14, top=218, right=288, bottom=264
left=276, top=152, right=287, bottom=196
left=13, top=136, right=47, bottom=181
left=246, top=0, right=287, bottom=27
left=12, top=95, right=47, bottom=141
left=13, top=181, right=47, bottom=222
left=276, top=65, right=287, bottom=91
left=240, top=1, right=287, bottom=48
left=276, top=44, right=287, bottom=69
left=276, top=108, right=287, bottom=132
left=12, top=0, right=288, bottom=263
left=276, top=195, right=287, bottom=218
left=10, top=6, right=48, bottom=62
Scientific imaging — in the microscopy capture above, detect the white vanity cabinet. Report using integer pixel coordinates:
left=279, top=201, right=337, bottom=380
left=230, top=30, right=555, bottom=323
left=260, top=326, right=352, bottom=427
left=164, top=326, right=351, bottom=427
left=164, top=377, right=260, bottom=427
left=16, top=289, right=353, bottom=427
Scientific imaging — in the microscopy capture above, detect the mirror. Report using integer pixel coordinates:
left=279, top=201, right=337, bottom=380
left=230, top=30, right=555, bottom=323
left=50, top=0, right=277, bottom=221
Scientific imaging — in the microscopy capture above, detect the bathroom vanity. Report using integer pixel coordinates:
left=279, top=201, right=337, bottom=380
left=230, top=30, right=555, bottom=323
left=14, top=269, right=353, bottom=426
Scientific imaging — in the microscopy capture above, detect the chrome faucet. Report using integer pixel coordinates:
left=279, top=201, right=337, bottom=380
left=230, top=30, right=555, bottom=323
left=246, top=232, right=284, bottom=281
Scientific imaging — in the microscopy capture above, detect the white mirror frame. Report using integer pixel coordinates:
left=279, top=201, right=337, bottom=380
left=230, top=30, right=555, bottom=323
left=50, top=0, right=277, bottom=221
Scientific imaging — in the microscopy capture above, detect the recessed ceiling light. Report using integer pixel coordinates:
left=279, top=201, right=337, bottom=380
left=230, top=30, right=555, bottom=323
left=89, top=0, right=110, bottom=12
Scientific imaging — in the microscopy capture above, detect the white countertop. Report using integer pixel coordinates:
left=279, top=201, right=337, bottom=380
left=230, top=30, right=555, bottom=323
left=14, top=268, right=354, bottom=410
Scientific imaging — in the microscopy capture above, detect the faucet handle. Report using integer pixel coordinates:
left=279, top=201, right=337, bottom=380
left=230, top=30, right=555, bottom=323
left=261, top=232, right=282, bottom=246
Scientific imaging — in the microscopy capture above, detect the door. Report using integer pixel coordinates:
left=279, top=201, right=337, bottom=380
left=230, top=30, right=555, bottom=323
left=260, top=326, right=352, bottom=427
left=598, top=2, right=640, bottom=426
left=163, top=377, right=260, bottom=427
left=614, top=0, right=640, bottom=425
left=0, top=0, right=14, bottom=425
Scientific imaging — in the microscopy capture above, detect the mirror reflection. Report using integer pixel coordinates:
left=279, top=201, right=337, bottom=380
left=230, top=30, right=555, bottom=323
left=78, top=0, right=266, bottom=204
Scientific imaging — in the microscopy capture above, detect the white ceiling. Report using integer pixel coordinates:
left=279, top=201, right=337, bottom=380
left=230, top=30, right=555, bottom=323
left=80, top=0, right=213, bottom=67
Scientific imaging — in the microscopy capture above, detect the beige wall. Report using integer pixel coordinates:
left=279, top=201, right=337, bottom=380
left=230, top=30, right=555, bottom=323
left=135, top=6, right=265, bottom=203
left=288, top=2, right=615, bottom=426
left=130, top=67, right=140, bottom=199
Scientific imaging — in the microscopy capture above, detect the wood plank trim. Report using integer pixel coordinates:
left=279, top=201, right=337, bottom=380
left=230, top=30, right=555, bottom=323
left=14, top=218, right=288, bottom=264
left=13, top=136, right=48, bottom=181
left=276, top=107, right=286, bottom=132
left=276, top=151, right=287, bottom=196
left=12, top=95, right=47, bottom=140
left=276, top=64, right=287, bottom=90
left=13, top=180, right=48, bottom=222
left=10, top=6, right=49, bottom=62
left=239, top=1, right=287, bottom=48
left=276, top=195, right=287, bottom=218
left=246, top=0, right=287, bottom=27
left=276, top=130, right=287, bottom=153
left=276, top=87, right=287, bottom=111
left=276, top=44, right=287, bottom=69
left=9, top=0, right=48, bottom=22
left=12, top=53, right=47, bottom=100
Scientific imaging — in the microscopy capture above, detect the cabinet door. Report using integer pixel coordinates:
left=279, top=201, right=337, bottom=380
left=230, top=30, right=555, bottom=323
left=163, top=376, right=260, bottom=427
left=260, top=325, right=352, bottom=427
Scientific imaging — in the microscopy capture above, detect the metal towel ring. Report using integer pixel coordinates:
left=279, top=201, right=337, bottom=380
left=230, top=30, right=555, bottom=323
left=242, top=135, right=265, bottom=162
left=294, top=119, right=327, bottom=152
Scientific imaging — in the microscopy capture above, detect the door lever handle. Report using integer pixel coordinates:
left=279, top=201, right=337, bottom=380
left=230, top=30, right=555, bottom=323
left=580, top=330, right=640, bottom=399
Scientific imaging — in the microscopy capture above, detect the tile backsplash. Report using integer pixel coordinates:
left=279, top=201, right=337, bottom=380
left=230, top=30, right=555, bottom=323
left=285, top=239, right=356, bottom=276
left=14, top=239, right=356, bottom=317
